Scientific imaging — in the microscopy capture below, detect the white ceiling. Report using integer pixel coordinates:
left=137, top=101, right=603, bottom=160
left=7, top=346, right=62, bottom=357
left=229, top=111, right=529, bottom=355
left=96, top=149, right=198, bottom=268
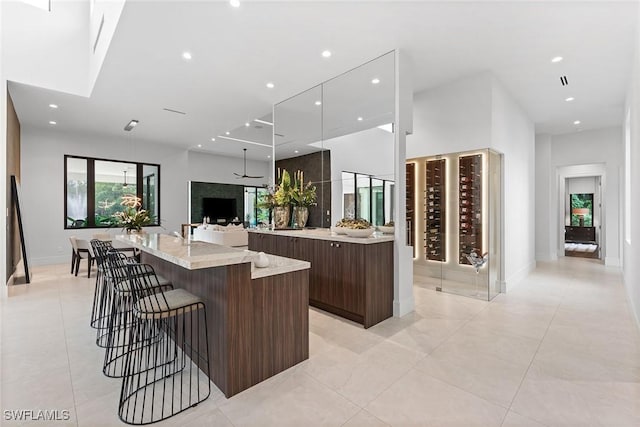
left=8, top=0, right=638, bottom=160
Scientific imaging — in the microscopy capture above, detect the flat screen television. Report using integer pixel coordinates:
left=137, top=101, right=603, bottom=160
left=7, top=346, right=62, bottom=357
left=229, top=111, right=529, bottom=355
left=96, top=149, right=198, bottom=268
left=202, top=197, right=237, bottom=221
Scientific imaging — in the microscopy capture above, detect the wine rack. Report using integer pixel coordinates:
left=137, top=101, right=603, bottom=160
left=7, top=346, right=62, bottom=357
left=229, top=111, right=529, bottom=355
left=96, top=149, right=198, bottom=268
left=458, top=154, right=482, bottom=264
left=406, top=163, right=415, bottom=251
left=425, top=159, right=446, bottom=261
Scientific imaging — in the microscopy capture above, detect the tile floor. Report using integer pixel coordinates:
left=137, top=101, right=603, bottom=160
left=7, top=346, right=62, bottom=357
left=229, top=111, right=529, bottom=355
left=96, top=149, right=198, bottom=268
left=1, top=257, right=639, bottom=426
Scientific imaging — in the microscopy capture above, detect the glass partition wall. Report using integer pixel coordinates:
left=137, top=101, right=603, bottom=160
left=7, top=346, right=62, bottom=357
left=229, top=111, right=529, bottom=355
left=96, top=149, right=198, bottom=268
left=409, top=149, right=502, bottom=301
left=272, top=52, right=395, bottom=230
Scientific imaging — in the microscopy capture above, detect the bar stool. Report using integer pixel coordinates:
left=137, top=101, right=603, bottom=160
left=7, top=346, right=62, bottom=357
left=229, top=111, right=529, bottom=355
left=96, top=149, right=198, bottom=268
left=93, top=242, right=172, bottom=348
left=90, top=239, right=113, bottom=332
left=118, top=262, right=210, bottom=425
left=102, top=251, right=172, bottom=377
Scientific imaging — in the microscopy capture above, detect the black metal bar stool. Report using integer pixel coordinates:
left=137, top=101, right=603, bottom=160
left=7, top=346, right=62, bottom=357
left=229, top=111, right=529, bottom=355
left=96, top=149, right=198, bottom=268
left=118, top=262, right=210, bottom=425
left=101, top=251, right=172, bottom=378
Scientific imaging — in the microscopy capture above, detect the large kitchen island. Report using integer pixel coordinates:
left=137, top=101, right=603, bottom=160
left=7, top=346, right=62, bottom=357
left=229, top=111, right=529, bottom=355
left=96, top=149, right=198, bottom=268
left=116, top=233, right=310, bottom=398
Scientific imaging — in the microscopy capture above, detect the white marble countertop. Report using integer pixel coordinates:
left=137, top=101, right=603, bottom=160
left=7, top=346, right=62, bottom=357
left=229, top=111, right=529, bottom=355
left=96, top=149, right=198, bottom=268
left=115, top=233, right=309, bottom=279
left=248, top=228, right=394, bottom=244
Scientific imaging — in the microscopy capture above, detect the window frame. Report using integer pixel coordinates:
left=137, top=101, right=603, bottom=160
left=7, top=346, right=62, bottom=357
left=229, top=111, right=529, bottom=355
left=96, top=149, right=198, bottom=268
left=64, top=155, right=161, bottom=229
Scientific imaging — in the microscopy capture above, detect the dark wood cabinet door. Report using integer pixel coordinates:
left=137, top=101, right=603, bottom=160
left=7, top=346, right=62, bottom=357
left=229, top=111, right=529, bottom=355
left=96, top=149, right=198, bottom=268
left=334, top=242, right=364, bottom=316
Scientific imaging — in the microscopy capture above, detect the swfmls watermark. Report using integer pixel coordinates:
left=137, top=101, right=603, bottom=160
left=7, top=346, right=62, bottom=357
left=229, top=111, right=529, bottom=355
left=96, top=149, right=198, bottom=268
left=3, top=409, right=71, bottom=421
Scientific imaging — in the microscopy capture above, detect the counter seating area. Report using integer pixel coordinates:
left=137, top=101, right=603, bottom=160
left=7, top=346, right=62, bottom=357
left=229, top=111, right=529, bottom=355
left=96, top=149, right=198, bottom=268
left=79, top=232, right=310, bottom=423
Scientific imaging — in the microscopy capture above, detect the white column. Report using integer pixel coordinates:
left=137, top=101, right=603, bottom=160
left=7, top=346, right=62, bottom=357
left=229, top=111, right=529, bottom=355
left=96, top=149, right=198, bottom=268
left=393, top=49, right=414, bottom=317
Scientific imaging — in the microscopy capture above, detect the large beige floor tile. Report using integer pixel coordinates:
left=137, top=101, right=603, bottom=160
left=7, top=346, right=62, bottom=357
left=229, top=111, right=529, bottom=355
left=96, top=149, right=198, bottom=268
left=366, top=368, right=507, bottom=427
left=511, top=370, right=640, bottom=427
left=218, top=369, right=359, bottom=426
left=342, top=409, right=390, bottom=427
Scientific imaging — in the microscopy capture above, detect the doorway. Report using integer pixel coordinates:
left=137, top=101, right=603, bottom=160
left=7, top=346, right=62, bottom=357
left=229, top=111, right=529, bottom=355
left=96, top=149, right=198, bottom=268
left=564, top=176, right=602, bottom=260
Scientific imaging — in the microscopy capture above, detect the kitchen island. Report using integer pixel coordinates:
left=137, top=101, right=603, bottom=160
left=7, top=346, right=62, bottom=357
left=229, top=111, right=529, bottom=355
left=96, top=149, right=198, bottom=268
left=116, top=233, right=310, bottom=398
left=248, top=228, right=394, bottom=328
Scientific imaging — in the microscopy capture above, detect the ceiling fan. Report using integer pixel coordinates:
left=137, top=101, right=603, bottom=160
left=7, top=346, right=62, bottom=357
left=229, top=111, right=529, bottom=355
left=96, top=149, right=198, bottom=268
left=234, top=148, right=264, bottom=179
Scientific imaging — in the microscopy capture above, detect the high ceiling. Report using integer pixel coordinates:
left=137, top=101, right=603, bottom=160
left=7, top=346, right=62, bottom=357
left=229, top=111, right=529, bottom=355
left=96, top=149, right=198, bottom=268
left=8, top=0, right=638, bottom=160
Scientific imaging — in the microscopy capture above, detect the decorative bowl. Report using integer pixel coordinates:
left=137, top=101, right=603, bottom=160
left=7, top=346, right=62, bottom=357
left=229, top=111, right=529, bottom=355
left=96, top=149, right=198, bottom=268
left=377, top=226, right=395, bottom=234
left=344, top=227, right=375, bottom=238
left=331, top=226, right=348, bottom=235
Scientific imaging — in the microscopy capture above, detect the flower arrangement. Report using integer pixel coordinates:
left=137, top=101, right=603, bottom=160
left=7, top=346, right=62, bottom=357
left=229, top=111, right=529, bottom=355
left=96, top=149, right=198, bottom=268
left=273, top=168, right=292, bottom=206
left=291, top=170, right=317, bottom=208
left=113, top=195, right=152, bottom=232
left=258, top=168, right=294, bottom=210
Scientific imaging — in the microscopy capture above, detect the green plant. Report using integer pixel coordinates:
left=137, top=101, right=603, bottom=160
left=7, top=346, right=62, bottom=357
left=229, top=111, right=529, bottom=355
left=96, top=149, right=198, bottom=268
left=291, top=170, right=317, bottom=208
left=273, top=168, right=293, bottom=207
left=113, top=195, right=153, bottom=231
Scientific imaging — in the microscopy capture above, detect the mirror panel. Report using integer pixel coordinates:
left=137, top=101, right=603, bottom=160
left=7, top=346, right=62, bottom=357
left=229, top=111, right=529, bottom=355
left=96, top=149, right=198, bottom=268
left=272, top=51, right=396, bottom=229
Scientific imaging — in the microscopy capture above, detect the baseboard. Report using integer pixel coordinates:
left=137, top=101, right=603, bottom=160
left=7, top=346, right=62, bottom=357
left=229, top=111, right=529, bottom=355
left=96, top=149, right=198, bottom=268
left=535, top=252, right=555, bottom=262
left=605, top=257, right=621, bottom=267
left=504, top=260, right=536, bottom=293
left=6, top=272, right=15, bottom=286
left=393, top=296, right=415, bottom=318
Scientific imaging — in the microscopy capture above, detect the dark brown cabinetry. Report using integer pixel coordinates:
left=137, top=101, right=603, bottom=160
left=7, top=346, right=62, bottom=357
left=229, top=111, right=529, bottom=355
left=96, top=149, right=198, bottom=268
left=458, top=154, right=483, bottom=264
left=249, top=232, right=393, bottom=328
left=425, top=159, right=446, bottom=262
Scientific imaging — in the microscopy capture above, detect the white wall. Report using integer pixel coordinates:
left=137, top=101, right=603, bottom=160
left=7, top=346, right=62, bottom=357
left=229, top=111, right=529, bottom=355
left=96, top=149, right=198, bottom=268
left=408, top=73, right=492, bottom=158
left=2, top=0, right=91, bottom=96
left=536, top=127, right=623, bottom=266
left=535, top=134, right=554, bottom=260
left=623, top=14, right=640, bottom=327
left=490, top=77, right=536, bottom=286
left=89, top=0, right=126, bottom=92
left=20, top=126, right=269, bottom=265
left=408, top=72, right=536, bottom=289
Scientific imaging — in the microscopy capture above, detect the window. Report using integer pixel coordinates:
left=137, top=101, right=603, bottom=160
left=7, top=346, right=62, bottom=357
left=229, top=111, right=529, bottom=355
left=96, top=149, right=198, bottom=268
left=341, top=171, right=394, bottom=226
left=570, top=193, right=593, bottom=227
left=64, top=155, right=161, bottom=229
left=245, top=187, right=270, bottom=227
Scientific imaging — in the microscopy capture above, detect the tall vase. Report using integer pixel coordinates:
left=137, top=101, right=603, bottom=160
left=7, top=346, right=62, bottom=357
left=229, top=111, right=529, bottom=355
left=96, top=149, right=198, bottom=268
left=293, top=206, right=309, bottom=228
left=273, top=206, right=290, bottom=229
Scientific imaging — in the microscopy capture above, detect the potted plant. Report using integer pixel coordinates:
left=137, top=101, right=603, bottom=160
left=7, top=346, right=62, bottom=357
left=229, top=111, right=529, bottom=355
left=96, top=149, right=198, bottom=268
left=113, top=194, right=153, bottom=233
left=271, top=169, right=293, bottom=228
left=290, top=170, right=317, bottom=228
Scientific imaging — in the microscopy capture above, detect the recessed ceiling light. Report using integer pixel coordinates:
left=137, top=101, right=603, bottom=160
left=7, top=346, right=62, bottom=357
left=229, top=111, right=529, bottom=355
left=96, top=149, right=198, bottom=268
left=357, top=117, right=363, bottom=121
left=225, top=131, right=230, bottom=135
left=315, top=100, right=322, bottom=106
left=245, top=122, right=250, bottom=127
left=197, top=144, right=202, bottom=148
left=565, top=97, right=575, bottom=102
left=551, top=56, right=563, bottom=63
left=49, top=120, right=57, bottom=125
left=267, top=155, right=271, bottom=159
left=49, top=103, right=58, bottom=109
left=266, top=82, right=275, bottom=89
left=321, top=50, right=332, bottom=58
left=182, top=51, right=192, bottom=60
left=211, top=137, right=216, bottom=141
left=371, top=78, right=380, bottom=85
left=294, top=150, right=299, bottom=153
left=230, top=0, right=240, bottom=7
left=124, top=119, right=139, bottom=131
left=573, top=120, right=581, bottom=125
